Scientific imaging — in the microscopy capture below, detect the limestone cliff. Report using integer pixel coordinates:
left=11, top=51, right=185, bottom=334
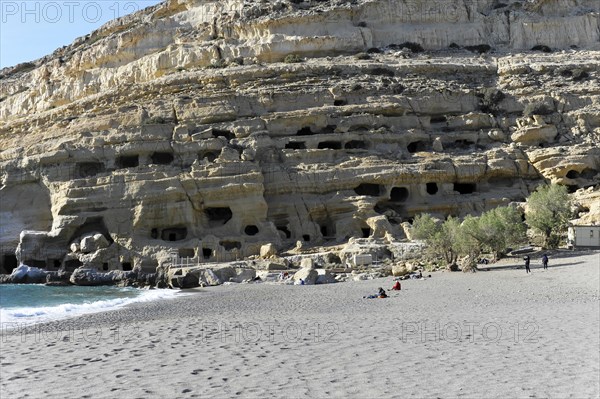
left=1, top=0, right=599, bottom=273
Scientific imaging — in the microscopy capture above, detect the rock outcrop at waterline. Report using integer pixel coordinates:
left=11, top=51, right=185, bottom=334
left=1, top=0, right=599, bottom=275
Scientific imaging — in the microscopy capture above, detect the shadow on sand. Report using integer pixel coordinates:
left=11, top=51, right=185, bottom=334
left=480, top=260, right=585, bottom=272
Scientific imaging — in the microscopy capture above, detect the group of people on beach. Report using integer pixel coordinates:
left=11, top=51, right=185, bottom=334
left=524, top=254, right=549, bottom=273
left=364, top=270, right=429, bottom=298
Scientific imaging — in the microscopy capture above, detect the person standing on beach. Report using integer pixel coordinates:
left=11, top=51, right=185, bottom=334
left=542, top=254, right=549, bottom=270
left=524, top=255, right=531, bottom=273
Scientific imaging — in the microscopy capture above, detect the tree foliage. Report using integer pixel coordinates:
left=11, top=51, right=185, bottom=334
left=411, top=184, right=573, bottom=269
left=525, top=184, right=573, bottom=248
left=411, top=215, right=465, bottom=266
left=465, top=206, right=526, bottom=259
left=411, top=207, right=526, bottom=270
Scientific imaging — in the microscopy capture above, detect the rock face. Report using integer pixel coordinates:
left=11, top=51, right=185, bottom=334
left=1, top=0, right=599, bottom=274
left=293, top=267, right=319, bottom=285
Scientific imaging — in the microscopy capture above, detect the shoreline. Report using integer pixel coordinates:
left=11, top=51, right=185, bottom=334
left=0, top=285, right=183, bottom=329
left=2, top=250, right=599, bottom=398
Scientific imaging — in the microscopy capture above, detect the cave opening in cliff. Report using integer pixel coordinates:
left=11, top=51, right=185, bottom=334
left=161, top=228, right=187, bottom=242
left=354, top=183, right=384, bottom=196
left=23, top=259, right=46, bottom=268
left=452, top=139, right=475, bottom=149
left=362, top=228, right=372, bottom=238
left=426, top=183, right=439, bottom=195
left=77, top=162, right=105, bottom=178
left=430, top=115, right=447, bottom=123
left=407, top=141, right=428, bottom=153
left=345, top=140, right=367, bottom=149
left=390, top=187, right=409, bottom=202
left=321, top=125, right=337, bottom=134
left=220, top=241, right=241, bottom=251
left=244, top=225, right=259, bottom=236
left=199, top=151, right=219, bottom=162
left=121, top=262, right=132, bottom=271
left=116, top=154, right=139, bottom=169
left=69, top=217, right=114, bottom=246
left=151, top=228, right=158, bottom=239
left=205, top=207, right=233, bottom=226
left=454, top=183, right=476, bottom=194
left=566, top=185, right=578, bottom=193
left=49, top=259, right=61, bottom=270
left=276, top=225, right=292, bottom=239
left=580, top=169, right=598, bottom=179
left=334, top=99, right=347, bottom=106
left=374, top=203, right=403, bottom=225
left=285, top=141, right=306, bottom=150
left=566, top=170, right=579, bottom=179
left=297, top=127, right=316, bottom=136
left=302, top=234, right=310, bottom=242
left=151, top=152, right=174, bottom=165
left=140, top=259, right=158, bottom=273
left=179, top=248, right=195, bottom=258
left=318, top=141, right=342, bottom=150
left=64, top=259, right=82, bottom=271
left=566, top=169, right=597, bottom=179
left=102, top=263, right=109, bottom=271
left=579, top=206, right=590, bottom=214
left=212, top=129, right=235, bottom=141
left=202, top=248, right=212, bottom=259
left=319, top=222, right=336, bottom=240
left=1, top=254, right=18, bottom=274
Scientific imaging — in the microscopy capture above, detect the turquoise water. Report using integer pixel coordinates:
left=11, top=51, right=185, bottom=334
left=0, top=284, right=141, bottom=308
left=0, top=284, right=177, bottom=324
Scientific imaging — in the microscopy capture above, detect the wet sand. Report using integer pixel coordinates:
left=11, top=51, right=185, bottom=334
left=1, top=250, right=599, bottom=398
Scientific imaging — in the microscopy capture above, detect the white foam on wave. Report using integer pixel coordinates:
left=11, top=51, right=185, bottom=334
left=0, top=288, right=181, bottom=326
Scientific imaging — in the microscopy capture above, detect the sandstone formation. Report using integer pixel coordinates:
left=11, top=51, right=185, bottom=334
left=1, top=0, right=599, bottom=275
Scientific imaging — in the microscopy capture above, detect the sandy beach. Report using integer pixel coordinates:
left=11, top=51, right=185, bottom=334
left=1, top=250, right=599, bottom=399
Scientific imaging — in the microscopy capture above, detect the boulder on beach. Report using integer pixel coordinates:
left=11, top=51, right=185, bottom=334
left=300, top=258, right=315, bottom=269
left=392, top=264, right=409, bottom=276
left=198, top=269, right=221, bottom=286
left=260, top=243, right=278, bottom=258
left=293, top=267, right=318, bottom=285
left=316, top=269, right=337, bottom=284
left=172, top=273, right=200, bottom=289
left=7, top=264, right=49, bottom=284
left=45, top=271, right=72, bottom=286
left=70, top=267, right=117, bottom=286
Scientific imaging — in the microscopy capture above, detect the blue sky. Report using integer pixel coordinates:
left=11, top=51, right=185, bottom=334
left=0, top=0, right=162, bottom=69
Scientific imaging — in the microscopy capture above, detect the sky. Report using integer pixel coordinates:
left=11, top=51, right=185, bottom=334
left=0, top=0, right=163, bottom=69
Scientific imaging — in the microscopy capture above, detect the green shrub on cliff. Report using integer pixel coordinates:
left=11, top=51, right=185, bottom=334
left=284, top=54, right=303, bottom=63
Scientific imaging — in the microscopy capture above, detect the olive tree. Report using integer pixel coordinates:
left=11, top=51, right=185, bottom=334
left=525, top=184, right=573, bottom=248
left=411, top=214, right=464, bottom=265
left=465, top=206, right=527, bottom=259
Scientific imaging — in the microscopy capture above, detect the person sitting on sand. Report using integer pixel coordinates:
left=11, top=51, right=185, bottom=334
left=409, top=271, right=423, bottom=279
left=391, top=281, right=401, bottom=291
left=363, top=287, right=388, bottom=299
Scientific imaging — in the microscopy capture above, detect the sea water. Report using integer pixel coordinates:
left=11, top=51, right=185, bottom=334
left=0, top=284, right=177, bottom=325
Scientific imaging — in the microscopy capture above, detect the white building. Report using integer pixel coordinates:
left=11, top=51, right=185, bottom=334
left=567, top=225, right=600, bottom=248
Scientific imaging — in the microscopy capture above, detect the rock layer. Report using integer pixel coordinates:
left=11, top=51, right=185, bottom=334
left=1, top=0, right=599, bottom=274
